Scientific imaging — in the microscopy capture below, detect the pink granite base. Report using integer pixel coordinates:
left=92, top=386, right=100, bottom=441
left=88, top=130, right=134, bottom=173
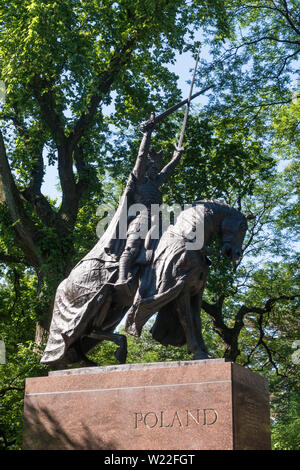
left=22, top=359, right=271, bottom=450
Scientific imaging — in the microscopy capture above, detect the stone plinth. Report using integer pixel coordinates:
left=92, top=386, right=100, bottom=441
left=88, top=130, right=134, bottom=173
left=23, top=359, right=271, bottom=450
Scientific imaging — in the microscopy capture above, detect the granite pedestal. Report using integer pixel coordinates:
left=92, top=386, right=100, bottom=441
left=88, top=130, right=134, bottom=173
left=23, top=359, right=271, bottom=450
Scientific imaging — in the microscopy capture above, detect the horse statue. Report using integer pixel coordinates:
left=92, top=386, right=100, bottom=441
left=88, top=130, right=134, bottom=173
left=41, top=99, right=252, bottom=368
left=41, top=198, right=250, bottom=368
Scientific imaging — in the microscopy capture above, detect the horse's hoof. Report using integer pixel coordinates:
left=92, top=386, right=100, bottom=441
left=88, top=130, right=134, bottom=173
left=193, top=351, right=210, bottom=360
left=50, top=362, right=68, bottom=371
left=114, top=346, right=127, bottom=364
left=80, top=357, right=98, bottom=367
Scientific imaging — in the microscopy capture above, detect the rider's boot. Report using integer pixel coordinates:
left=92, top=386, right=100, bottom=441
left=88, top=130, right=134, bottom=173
left=115, top=250, right=133, bottom=298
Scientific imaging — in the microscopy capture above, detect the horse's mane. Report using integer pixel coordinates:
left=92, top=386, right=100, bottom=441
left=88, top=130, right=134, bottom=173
left=193, top=199, right=243, bottom=218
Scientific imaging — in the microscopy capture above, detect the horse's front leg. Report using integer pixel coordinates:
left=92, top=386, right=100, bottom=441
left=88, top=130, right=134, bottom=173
left=175, top=290, right=204, bottom=359
left=190, top=292, right=209, bottom=359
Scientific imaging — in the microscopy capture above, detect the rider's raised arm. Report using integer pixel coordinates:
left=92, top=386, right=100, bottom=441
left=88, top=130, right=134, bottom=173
left=132, top=115, right=155, bottom=180
left=158, top=145, right=184, bottom=184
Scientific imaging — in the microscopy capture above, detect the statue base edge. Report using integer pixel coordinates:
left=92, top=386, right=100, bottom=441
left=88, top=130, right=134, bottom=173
left=23, top=359, right=271, bottom=450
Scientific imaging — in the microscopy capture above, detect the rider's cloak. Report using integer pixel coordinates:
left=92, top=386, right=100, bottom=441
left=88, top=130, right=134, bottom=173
left=40, top=176, right=135, bottom=365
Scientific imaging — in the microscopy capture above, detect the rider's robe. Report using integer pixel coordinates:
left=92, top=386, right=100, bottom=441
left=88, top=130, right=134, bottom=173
left=40, top=177, right=135, bottom=365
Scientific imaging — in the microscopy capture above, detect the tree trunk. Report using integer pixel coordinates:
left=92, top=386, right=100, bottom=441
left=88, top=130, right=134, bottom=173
left=223, top=341, right=240, bottom=362
left=34, top=294, right=54, bottom=346
left=35, top=323, right=50, bottom=348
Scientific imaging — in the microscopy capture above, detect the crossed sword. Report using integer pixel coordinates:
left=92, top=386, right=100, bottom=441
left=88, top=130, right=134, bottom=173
left=140, top=46, right=212, bottom=147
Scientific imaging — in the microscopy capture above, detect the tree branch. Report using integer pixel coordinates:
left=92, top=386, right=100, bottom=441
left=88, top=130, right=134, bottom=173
left=73, top=144, right=92, bottom=198
left=240, top=98, right=293, bottom=113
left=1, top=109, right=46, bottom=195
left=202, top=296, right=232, bottom=341
left=238, top=0, right=300, bottom=37
left=275, top=49, right=300, bottom=78
left=0, top=109, right=64, bottom=231
left=57, top=140, right=78, bottom=227
left=69, top=34, right=142, bottom=150
left=0, top=386, right=24, bottom=398
left=202, top=292, right=298, bottom=362
left=280, top=0, right=300, bottom=37
left=236, top=35, right=300, bottom=48
left=56, top=32, right=149, bottom=224
left=0, top=430, right=16, bottom=450
left=237, top=294, right=298, bottom=319
left=31, top=76, right=79, bottom=226
left=235, top=293, right=298, bottom=367
left=0, top=129, right=43, bottom=267
left=32, top=75, right=66, bottom=146
left=0, top=252, right=29, bottom=266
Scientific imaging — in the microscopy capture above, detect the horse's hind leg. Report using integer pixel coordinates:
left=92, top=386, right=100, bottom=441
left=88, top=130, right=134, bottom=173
left=88, top=330, right=128, bottom=364
left=175, top=290, right=202, bottom=358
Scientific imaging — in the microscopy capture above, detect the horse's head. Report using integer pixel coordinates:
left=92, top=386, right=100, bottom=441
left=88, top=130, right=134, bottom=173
left=220, top=212, right=252, bottom=262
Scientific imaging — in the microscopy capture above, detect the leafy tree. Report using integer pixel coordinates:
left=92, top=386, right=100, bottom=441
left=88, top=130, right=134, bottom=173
left=198, top=0, right=300, bottom=110
left=0, top=0, right=229, bottom=341
left=0, top=344, right=48, bottom=449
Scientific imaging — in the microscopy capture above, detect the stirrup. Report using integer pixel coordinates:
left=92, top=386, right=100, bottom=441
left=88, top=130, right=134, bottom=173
left=114, top=274, right=133, bottom=287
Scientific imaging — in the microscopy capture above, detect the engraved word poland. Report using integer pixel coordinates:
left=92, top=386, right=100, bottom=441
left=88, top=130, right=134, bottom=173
left=134, top=408, right=218, bottom=429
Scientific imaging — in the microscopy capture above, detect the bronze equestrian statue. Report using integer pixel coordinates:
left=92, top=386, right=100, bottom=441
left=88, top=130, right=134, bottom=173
left=41, top=118, right=251, bottom=368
